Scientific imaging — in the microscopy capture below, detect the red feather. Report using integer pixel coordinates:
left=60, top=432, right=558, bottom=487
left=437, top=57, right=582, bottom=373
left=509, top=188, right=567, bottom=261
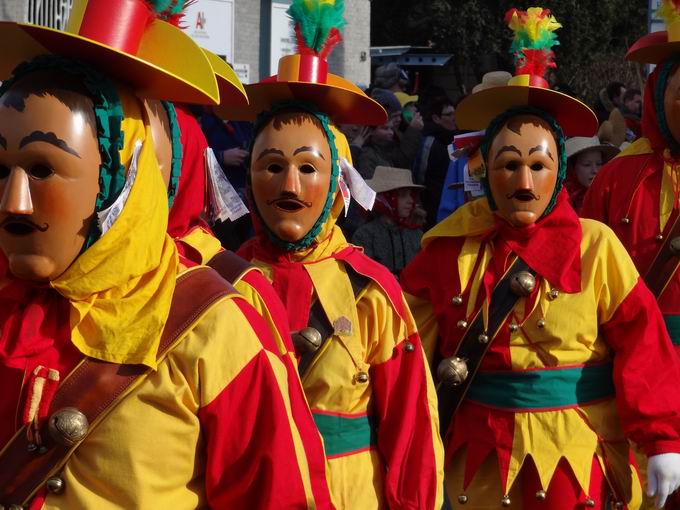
left=319, top=28, right=343, bottom=60
left=515, top=48, right=556, bottom=77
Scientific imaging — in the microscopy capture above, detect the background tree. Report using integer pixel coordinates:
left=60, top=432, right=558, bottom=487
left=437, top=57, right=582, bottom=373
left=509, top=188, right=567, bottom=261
left=371, top=0, right=648, bottom=104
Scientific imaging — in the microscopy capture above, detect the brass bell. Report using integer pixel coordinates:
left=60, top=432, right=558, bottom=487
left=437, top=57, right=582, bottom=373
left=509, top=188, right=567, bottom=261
left=452, top=295, right=463, bottom=306
left=292, top=327, right=322, bottom=354
left=510, top=271, right=536, bottom=297
left=614, top=502, right=624, bottom=509
left=501, top=494, right=511, bottom=507
left=548, top=288, right=559, bottom=300
left=509, top=323, right=518, bottom=332
left=655, top=233, right=664, bottom=242
left=355, top=371, right=369, bottom=384
left=46, top=476, right=65, bottom=494
left=585, top=498, right=595, bottom=508
left=670, top=237, right=680, bottom=256
left=437, top=356, right=468, bottom=387
left=8, top=505, right=23, bottom=510
left=478, top=333, right=489, bottom=344
left=621, top=216, right=631, bottom=225
left=48, top=407, right=89, bottom=447
left=535, top=489, right=546, bottom=501
left=403, top=341, right=415, bottom=353
left=457, top=494, right=468, bottom=504
left=537, top=318, right=546, bottom=329
left=457, top=319, right=468, bottom=330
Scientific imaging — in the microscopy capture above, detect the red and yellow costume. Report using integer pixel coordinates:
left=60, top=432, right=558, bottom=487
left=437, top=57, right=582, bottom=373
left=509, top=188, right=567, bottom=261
left=402, top=191, right=680, bottom=509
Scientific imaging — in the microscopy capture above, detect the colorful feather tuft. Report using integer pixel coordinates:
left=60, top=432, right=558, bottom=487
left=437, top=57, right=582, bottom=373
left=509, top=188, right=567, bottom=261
left=287, top=0, right=347, bottom=60
left=146, top=0, right=194, bottom=26
left=505, top=7, right=561, bottom=78
left=657, top=0, right=680, bottom=27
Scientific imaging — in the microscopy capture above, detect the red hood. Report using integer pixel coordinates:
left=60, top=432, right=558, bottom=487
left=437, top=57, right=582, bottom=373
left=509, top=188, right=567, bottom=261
left=167, top=104, right=211, bottom=239
left=642, top=65, right=668, bottom=151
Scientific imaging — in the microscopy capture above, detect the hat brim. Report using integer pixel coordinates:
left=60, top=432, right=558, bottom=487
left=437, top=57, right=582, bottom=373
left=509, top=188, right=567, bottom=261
left=370, top=183, right=425, bottom=194
left=0, top=20, right=220, bottom=104
left=455, top=85, right=598, bottom=137
left=202, top=49, right=248, bottom=107
left=219, top=73, right=387, bottom=125
left=626, top=31, right=680, bottom=64
left=568, top=144, right=620, bottom=162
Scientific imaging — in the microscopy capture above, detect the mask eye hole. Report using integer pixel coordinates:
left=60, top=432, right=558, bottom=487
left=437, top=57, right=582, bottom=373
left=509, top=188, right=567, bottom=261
left=299, top=164, right=316, bottom=175
left=28, top=164, right=54, bottom=180
left=267, top=163, right=283, bottom=174
left=505, top=161, right=519, bottom=171
left=0, top=165, right=9, bottom=179
left=530, top=163, right=544, bottom=171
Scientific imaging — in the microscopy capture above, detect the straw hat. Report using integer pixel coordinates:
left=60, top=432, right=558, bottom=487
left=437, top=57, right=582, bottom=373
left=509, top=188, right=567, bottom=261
left=565, top=136, right=620, bottom=162
left=222, top=0, right=385, bottom=125
left=0, top=0, right=227, bottom=104
left=627, top=0, right=680, bottom=64
left=471, top=71, right=513, bottom=93
left=366, top=166, right=425, bottom=194
left=456, top=7, right=597, bottom=137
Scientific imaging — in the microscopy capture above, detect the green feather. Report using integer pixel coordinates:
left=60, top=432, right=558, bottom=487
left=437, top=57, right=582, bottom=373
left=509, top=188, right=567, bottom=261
left=146, top=0, right=187, bottom=15
left=288, top=0, right=346, bottom=54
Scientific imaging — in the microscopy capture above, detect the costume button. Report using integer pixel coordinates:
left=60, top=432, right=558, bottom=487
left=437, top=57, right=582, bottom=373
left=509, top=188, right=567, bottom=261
left=355, top=371, right=369, bottom=383
left=457, top=319, right=468, bottom=329
left=501, top=495, right=511, bottom=506
left=46, top=476, right=65, bottom=494
left=457, top=494, right=468, bottom=504
left=655, top=234, right=664, bottom=242
left=452, top=295, right=463, bottom=306
left=537, top=319, right=546, bottom=328
left=403, top=341, right=415, bottom=353
left=621, top=217, right=630, bottom=224
left=535, top=489, right=546, bottom=501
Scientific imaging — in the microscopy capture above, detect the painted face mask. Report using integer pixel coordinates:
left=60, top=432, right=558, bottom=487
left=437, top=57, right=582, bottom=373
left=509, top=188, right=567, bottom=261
left=250, top=108, right=338, bottom=250
left=486, top=114, right=559, bottom=228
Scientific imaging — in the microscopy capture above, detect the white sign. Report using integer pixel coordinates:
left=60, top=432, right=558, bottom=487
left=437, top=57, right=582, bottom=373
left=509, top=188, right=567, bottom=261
left=183, top=0, right=234, bottom=63
left=233, top=63, right=250, bottom=84
left=270, top=2, right=296, bottom=76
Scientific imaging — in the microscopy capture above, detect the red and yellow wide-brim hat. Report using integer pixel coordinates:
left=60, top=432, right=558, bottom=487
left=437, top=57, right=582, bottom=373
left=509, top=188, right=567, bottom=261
left=0, top=0, right=221, bottom=104
left=221, top=53, right=387, bottom=125
left=456, top=73, right=598, bottom=137
left=202, top=49, right=248, bottom=108
left=627, top=0, right=680, bottom=64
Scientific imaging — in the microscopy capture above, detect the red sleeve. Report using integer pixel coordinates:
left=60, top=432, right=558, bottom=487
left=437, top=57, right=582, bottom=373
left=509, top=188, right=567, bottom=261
left=372, top=333, right=440, bottom=510
left=401, top=237, right=464, bottom=301
left=235, top=281, right=335, bottom=509
left=602, top=278, right=680, bottom=456
left=199, top=308, right=310, bottom=509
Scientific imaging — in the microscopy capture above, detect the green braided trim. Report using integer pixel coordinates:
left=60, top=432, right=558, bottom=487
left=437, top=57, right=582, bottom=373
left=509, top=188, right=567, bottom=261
left=655, top=54, right=680, bottom=156
left=248, top=100, right=339, bottom=252
left=161, top=101, right=183, bottom=209
left=0, top=55, right=125, bottom=249
left=480, top=106, right=567, bottom=217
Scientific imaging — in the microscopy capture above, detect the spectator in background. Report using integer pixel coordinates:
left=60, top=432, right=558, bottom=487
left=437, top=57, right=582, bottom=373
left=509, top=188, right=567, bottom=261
left=357, top=88, right=423, bottom=179
left=373, top=62, right=415, bottom=108
left=593, top=81, right=626, bottom=124
left=198, top=107, right=254, bottom=249
left=352, top=166, right=424, bottom=277
left=621, top=88, right=642, bottom=140
left=564, top=136, right=619, bottom=213
left=415, top=95, right=459, bottom=229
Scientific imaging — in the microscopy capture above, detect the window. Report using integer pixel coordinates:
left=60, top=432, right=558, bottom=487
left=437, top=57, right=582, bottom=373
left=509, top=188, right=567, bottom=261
left=27, top=0, right=73, bottom=30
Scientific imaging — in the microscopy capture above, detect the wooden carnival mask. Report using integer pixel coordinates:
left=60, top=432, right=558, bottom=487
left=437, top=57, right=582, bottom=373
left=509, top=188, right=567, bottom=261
left=486, top=115, right=558, bottom=227
left=250, top=112, right=332, bottom=242
left=0, top=74, right=101, bottom=281
left=664, top=64, right=680, bottom=146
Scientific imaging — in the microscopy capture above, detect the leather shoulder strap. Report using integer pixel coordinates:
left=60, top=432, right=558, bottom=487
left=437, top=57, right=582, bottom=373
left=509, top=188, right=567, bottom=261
left=297, top=265, right=371, bottom=377
left=0, top=267, right=234, bottom=506
left=644, top=211, right=680, bottom=298
left=208, top=249, right=256, bottom=286
left=437, top=257, right=533, bottom=440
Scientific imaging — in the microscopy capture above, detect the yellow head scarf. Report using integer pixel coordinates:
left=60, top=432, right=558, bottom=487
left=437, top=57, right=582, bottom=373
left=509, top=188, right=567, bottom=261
left=51, top=87, right=178, bottom=369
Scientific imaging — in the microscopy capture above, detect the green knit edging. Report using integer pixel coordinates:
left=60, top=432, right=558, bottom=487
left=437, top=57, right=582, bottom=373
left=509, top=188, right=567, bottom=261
left=161, top=101, right=183, bottom=209
left=248, top=100, right=339, bottom=252
left=654, top=54, right=680, bottom=156
left=480, top=105, right=567, bottom=217
left=0, top=55, right=125, bottom=249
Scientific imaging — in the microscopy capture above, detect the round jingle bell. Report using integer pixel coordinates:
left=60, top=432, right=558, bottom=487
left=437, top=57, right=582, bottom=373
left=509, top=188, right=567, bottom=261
left=670, top=237, right=680, bottom=257
left=291, top=327, right=323, bottom=354
left=437, top=356, right=469, bottom=387
left=48, top=407, right=89, bottom=447
left=510, top=271, right=536, bottom=297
